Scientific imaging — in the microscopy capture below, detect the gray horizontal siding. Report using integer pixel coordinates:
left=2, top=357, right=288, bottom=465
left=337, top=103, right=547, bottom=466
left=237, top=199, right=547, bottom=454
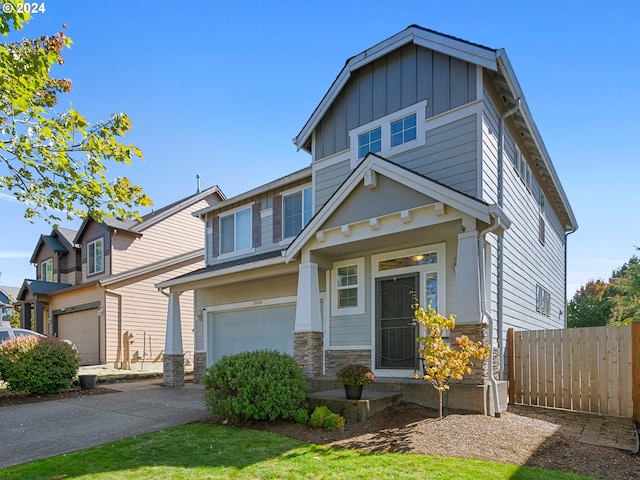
left=315, top=45, right=477, bottom=160
left=398, top=114, right=478, bottom=196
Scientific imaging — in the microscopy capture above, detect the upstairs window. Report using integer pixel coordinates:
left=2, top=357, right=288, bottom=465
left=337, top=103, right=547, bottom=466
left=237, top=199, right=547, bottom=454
left=390, top=113, right=417, bottom=147
left=536, top=284, right=551, bottom=316
left=41, top=258, right=53, bottom=282
left=88, top=238, right=104, bottom=275
left=220, top=207, right=252, bottom=254
left=358, top=127, right=381, bottom=159
left=283, top=187, right=312, bottom=239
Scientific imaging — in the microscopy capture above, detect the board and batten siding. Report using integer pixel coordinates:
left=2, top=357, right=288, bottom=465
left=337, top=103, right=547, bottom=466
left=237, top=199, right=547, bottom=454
left=314, top=45, right=477, bottom=161
left=481, top=91, right=566, bottom=339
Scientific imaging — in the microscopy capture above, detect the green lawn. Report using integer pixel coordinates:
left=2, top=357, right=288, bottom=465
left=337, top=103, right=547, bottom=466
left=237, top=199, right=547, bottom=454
left=0, top=423, right=595, bottom=480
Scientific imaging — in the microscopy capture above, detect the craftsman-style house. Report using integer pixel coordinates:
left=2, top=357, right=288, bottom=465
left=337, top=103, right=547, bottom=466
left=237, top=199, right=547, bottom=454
left=157, top=26, right=576, bottom=412
left=17, top=187, right=225, bottom=367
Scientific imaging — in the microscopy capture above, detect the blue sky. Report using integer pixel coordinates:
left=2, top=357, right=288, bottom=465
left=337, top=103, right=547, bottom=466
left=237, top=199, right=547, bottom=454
left=0, top=0, right=638, bottom=299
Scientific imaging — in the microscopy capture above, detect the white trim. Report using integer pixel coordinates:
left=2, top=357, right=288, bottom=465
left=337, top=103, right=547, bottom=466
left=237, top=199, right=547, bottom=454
left=349, top=101, right=428, bottom=169
left=202, top=295, right=297, bottom=314
left=219, top=204, right=253, bottom=256
left=331, top=257, right=365, bottom=316
left=280, top=184, right=314, bottom=242
left=312, top=149, right=350, bottom=170
left=216, top=247, right=256, bottom=261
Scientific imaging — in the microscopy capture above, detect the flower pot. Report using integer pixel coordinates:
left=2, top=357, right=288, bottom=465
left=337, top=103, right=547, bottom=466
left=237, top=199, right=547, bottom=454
left=344, top=384, right=363, bottom=400
left=78, top=374, right=97, bottom=390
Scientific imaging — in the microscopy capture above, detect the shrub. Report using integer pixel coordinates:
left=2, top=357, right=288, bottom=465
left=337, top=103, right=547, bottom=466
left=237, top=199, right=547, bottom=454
left=293, top=408, right=309, bottom=424
left=0, top=336, right=80, bottom=394
left=202, top=349, right=308, bottom=423
left=310, top=405, right=345, bottom=431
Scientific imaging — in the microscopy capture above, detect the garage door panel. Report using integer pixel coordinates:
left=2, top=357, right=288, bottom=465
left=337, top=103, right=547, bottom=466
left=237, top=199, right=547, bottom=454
left=58, top=310, right=99, bottom=366
left=207, top=304, right=295, bottom=365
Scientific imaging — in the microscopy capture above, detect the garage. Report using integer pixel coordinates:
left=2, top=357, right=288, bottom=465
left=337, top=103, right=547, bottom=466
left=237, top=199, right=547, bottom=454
left=57, top=309, right=100, bottom=365
left=206, top=303, right=295, bottom=365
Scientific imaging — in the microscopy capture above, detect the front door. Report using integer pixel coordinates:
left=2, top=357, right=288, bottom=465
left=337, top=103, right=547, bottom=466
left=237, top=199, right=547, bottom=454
left=376, top=274, right=418, bottom=369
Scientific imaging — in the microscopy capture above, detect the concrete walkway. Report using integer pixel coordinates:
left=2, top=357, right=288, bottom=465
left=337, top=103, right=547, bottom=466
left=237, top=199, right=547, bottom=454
left=0, top=379, right=212, bottom=469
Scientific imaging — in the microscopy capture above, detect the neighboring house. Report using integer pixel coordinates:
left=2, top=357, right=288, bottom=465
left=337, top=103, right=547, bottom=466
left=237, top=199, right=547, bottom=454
left=16, top=186, right=225, bottom=367
left=157, top=25, right=577, bottom=411
left=0, top=285, right=20, bottom=326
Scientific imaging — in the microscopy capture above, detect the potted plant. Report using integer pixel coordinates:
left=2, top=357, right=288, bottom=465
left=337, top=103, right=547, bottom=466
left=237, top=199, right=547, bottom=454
left=335, top=364, right=375, bottom=400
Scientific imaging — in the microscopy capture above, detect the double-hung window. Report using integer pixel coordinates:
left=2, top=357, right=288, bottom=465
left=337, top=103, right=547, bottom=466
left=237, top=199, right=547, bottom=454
left=536, top=284, right=551, bottom=316
left=220, top=207, right=252, bottom=254
left=358, top=127, right=382, bottom=159
left=41, top=258, right=53, bottom=282
left=332, top=258, right=365, bottom=315
left=88, top=238, right=104, bottom=275
left=390, top=113, right=417, bottom=147
left=283, top=187, right=312, bottom=239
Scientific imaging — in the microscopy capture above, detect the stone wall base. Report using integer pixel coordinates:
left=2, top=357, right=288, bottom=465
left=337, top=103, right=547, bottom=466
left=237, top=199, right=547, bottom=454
left=325, top=350, right=372, bottom=375
left=163, top=353, right=185, bottom=387
left=193, top=351, right=207, bottom=384
left=449, top=323, right=489, bottom=385
left=294, top=331, right=323, bottom=377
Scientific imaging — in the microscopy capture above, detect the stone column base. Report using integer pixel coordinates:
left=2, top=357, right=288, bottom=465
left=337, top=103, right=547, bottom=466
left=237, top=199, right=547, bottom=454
left=193, top=351, right=207, bottom=384
left=294, top=331, right=323, bottom=377
left=450, top=323, right=489, bottom=385
left=163, top=353, right=185, bottom=387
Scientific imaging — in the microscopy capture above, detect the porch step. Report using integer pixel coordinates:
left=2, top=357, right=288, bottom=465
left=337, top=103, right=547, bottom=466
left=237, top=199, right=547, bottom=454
left=307, top=388, right=402, bottom=423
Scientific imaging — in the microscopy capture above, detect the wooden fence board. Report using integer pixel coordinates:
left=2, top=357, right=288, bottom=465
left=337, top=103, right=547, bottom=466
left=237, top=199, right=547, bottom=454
left=511, top=325, right=633, bottom=418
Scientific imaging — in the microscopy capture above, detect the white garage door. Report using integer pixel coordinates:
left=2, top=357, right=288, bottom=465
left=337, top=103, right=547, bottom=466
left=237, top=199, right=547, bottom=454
left=207, top=304, right=295, bottom=365
left=58, top=309, right=99, bottom=366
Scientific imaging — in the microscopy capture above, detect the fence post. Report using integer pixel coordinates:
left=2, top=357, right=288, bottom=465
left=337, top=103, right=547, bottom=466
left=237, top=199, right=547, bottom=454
left=508, top=328, right=515, bottom=404
left=633, top=322, right=640, bottom=422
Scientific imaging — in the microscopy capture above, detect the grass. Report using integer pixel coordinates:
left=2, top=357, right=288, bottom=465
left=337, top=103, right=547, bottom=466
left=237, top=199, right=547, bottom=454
left=0, top=423, right=596, bottom=480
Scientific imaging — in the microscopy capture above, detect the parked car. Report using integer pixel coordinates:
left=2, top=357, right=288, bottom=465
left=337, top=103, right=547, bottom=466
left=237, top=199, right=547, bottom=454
left=0, top=327, right=76, bottom=349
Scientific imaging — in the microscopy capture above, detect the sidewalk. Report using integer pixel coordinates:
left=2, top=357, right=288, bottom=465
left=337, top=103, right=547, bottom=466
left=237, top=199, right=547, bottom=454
left=0, top=378, right=212, bottom=469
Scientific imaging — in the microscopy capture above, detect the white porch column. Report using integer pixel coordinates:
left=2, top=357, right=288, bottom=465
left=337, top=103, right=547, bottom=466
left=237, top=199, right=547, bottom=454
left=294, top=261, right=322, bottom=332
left=165, top=292, right=183, bottom=354
left=163, top=291, right=184, bottom=387
left=455, top=231, right=482, bottom=324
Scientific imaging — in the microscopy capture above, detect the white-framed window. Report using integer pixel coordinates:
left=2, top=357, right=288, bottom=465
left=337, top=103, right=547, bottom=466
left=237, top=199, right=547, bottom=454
left=390, top=113, right=417, bottom=147
left=358, top=127, right=382, bottom=159
left=41, top=258, right=53, bottom=282
left=87, top=238, right=104, bottom=275
left=349, top=100, right=428, bottom=168
left=536, top=284, right=551, bottom=316
left=331, top=258, right=365, bottom=316
left=283, top=186, right=312, bottom=239
left=220, top=206, right=252, bottom=255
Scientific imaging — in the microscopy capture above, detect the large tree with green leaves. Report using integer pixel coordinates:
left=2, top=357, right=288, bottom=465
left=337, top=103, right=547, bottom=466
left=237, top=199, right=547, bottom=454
left=566, top=279, right=611, bottom=328
left=608, top=253, right=640, bottom=325
left=1, top=3, right=151, bottom=222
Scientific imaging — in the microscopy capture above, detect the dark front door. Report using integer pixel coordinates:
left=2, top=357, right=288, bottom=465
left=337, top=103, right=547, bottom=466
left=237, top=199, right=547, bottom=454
left=376, top=274, right=418, bottom=369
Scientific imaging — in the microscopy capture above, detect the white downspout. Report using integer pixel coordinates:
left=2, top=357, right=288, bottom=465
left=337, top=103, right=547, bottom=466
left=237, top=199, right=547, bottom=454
left=478, top=214, right=502, bottom=417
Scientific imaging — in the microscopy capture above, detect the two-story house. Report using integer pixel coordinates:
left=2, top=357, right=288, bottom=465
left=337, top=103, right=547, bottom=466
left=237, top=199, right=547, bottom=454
left=17, top=186, right=225, bottom=367
left=157, top=26, right=577, bottom=413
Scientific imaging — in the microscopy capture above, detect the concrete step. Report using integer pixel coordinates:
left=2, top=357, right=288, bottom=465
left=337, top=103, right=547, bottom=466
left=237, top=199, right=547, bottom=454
left=307, top=388, right=402, bottom=423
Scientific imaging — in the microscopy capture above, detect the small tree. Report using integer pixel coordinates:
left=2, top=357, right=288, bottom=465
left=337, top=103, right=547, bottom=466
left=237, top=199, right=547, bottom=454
left=412, top=302, right=490, bottom=419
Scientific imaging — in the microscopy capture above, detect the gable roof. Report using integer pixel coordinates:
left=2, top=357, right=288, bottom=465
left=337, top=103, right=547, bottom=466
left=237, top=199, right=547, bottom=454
left=285, top=153, right=508, bottom=262
left=17, top=279, right=72, bottom=300
left=74, top=185, right=226, bottom=243
left=29, top=226, right=78, bottom=264
left=292, top=24, right=576, bottom=234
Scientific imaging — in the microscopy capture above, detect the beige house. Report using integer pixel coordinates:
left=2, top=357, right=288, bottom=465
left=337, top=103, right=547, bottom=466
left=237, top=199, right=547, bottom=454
left=17, top=186, right=225, bottom=368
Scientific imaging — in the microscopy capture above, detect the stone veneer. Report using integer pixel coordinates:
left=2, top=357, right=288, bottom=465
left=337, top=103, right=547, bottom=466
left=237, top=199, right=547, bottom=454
left=448, top=323, right=489, bottom=385
left=163, top=353, right=185, bottom=387
left=193, top=351, right=207, bottom=384
left=325, top=349, right=372, bottom=375
left=293, top=331, right=323, bottom=376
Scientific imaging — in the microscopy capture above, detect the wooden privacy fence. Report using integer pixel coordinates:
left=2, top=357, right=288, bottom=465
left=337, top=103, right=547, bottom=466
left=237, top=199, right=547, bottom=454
left=508, top=324, right=639, bottom=419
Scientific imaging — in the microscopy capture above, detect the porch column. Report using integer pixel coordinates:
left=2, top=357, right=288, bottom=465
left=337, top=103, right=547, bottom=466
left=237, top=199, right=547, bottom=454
left=21, top=302, right=32, bottom=329
left=34, top=300, right=45, bottom=333
left=454, top=231, right=482, bottom=324
left=294, top=260, right=323, bottom=376
left=163, top=291, right=184, bottom=387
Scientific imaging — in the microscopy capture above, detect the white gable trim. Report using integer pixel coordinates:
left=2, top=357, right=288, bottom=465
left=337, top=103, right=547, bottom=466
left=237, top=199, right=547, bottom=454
left=285, top=154, right=493, bottom=262
left=294, top=26, right=497, bottom=151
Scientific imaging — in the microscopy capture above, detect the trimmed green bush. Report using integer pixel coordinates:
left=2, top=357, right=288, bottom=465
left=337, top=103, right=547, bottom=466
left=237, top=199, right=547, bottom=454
left=202, top=350, right=308, bottom=423
left=310, top=405, right=345, bottom=431
left=293, top=407, right=309, bottom=424
left=0, top=336, right=80, bottom=394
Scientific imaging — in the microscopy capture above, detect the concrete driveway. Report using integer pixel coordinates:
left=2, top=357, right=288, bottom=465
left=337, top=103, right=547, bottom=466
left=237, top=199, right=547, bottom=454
left=0, top=379, right=212, bottom=468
